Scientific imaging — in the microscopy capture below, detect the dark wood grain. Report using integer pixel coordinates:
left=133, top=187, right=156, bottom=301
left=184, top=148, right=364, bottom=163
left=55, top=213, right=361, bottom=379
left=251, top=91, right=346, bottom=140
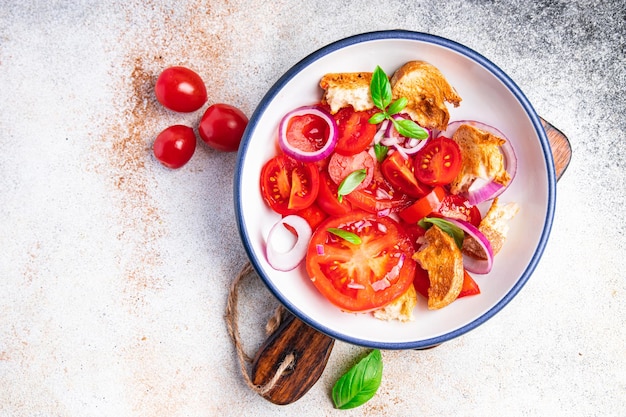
left=541, top=117, right=572, bottom=180
left=251, top=313, right=334, bottom=405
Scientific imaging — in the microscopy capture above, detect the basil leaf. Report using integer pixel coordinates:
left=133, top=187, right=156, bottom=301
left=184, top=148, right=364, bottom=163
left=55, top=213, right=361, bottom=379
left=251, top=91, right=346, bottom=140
left=327, top=228, right=362, bottom=245
left=370, top=66, right=392, bottom=110
left=418, top=217, right=464, bottom=249
left=337, top=169, right=367, bottom=201
left=386, top=97, right=407, bottom=116
left=332, top=349, right=383, bottom=410
left=393, top=118, right=429, bottom=139
left=368, top=111, right=387, bottom=125
left=373, top=143, right=388, bottom=163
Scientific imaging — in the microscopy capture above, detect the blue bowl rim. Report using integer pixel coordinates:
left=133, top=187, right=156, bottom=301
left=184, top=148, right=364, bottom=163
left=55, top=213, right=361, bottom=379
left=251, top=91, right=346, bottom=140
left=234, top=29, right=556, bottom=350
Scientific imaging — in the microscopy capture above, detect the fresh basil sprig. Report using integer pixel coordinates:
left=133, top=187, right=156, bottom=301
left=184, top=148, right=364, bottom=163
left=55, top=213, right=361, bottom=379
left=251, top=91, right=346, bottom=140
left=419, top=217, right=464, bottom=249
left=332, top=349, right=383, bottom=410
left=327, top=228, right=362, bottom=245
left=368, top=66, right=429, bottom=140
left=337, top=169, right=367, bottom=202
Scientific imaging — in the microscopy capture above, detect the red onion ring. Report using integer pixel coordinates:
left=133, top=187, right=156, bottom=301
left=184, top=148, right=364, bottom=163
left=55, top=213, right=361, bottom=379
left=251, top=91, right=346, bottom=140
left=265, top=215, right=312, bottom=271
left=278, top=105, right=338, bottom=162
left=383, top=114, right=430, bottom=155
left=444, top=217, right=494, bottom=274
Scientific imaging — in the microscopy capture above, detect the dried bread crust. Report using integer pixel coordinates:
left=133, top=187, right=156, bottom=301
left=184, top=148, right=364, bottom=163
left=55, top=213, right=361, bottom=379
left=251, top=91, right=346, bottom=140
left=319, top=72, right=374, bottom=114
left=390, top=60, right=461, bottom=131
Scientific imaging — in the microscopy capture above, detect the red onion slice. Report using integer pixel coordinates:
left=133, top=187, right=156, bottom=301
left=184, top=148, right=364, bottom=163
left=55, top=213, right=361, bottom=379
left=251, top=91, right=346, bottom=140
left=444, top=217, right=494, bottom=274
left=265, top=215, right=312, bottom=271
left=383, top=114, right=430, bottom=155
left=278, top=105, right=338, bottom=162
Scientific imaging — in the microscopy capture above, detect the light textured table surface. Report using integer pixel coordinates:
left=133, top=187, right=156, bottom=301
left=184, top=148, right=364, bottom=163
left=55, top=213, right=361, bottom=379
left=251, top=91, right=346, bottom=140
left=1, top=1, right=624, bottom=416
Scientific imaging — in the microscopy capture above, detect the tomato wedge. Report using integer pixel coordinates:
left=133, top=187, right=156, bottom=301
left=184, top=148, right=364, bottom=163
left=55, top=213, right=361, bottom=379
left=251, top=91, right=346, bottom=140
left=260, top=154, right=319, bottom=215
left=346, top=165, right=414, bottom=215
left=436, top=194, right=482, bottom=227
left=398, top=186, right=447, bottom=223
left=316, top=171, right=353, bottom=216
left=381, top=151, right=431, bottom=198
left=291, top=202, right=328, bottom=231
left=333, top=107, right=378, bottom=156
left=306, top=211, right=417, bottom=312
left=414, top=136, right=462, bottom=186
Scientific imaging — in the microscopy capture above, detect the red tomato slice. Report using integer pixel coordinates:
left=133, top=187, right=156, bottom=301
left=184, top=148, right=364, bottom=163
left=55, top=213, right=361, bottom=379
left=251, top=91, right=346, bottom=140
left=414, top=137, right=462, bottom=186
left=260, top=154, right=319, bottom=215
left=436, top=194, right=482, bottom=227
left=306, top=211, right=417, bottom=312
left=327, top=150, right=375, bottom=191
left=398, top=186, right=447, bottom=223
left=333, top=107, right=378, bottom=156
left=346, top=164, right=414, bottom=215
left=285, top=111, right=331, bottom=153
left=414, top=268, right=480, bottom=300
left=380, top=152, right=431, bottom=198
left=290, top=202, right=328, bottom=231
left=316, top=171, right=353, bottom=216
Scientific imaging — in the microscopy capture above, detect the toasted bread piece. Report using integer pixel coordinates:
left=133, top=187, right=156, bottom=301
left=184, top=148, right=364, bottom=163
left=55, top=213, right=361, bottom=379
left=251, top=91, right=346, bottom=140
left=449, top=123, right=511, bottom=195
left=373, top=284, right=417, bottom=322
left=464, top=197, right=520, bottom=258
left=390, top=60, right=461, bottom=131
left=319, top=72, right=375, bottom=114
left=412, top=225, right=464, bottom=310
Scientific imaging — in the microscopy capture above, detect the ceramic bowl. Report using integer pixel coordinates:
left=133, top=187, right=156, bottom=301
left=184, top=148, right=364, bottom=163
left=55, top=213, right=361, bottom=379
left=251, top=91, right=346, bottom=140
left=234, top=30, right=556, bottom=349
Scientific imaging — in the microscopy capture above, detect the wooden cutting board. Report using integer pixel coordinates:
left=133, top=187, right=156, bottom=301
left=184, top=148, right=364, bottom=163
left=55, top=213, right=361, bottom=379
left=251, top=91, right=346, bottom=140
left=249, top=118, right=571, bottom=405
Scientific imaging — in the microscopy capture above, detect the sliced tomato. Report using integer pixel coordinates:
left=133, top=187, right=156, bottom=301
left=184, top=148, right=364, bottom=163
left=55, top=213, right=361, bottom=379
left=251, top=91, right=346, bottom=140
left=380, top=152, right=431, bottom=198
left=260, top=154, right=319, bottom=215
left=436, top=194, right=482, bottom=227
left=414, top=137, right=462, bottom=186
left=285, top=110, right=331, bottom=153
left=290, top=202, right=328, bottom=231
left=316, top=170, right=353, bottom=216
left=398, top=185, right=447, bottom=223
left=346, top=164, right=414, bottom=215
left=414, top=268, right=480, bottom=299
left=333, top=107, right=377, bottom=156
left=306, top=211, right=417, bottom=312
left=327, top=150, right=375, bottom=190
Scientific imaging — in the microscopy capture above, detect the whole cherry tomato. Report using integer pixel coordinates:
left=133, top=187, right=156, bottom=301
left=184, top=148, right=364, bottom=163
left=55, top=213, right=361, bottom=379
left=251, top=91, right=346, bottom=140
left=198, top=103, right=248, bottom=152
left=154, top=66, right=207, bottom=113
left=153, top=125, right=196, bottom=169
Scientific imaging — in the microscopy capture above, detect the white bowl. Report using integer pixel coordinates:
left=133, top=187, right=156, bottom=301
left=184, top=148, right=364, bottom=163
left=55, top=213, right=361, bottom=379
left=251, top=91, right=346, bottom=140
left=234, top=30, right=556, bottom=349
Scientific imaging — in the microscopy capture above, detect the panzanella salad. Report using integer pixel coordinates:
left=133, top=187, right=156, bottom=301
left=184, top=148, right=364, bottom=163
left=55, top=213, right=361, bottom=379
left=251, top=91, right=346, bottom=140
left=259, top=61, right=519, bottom=322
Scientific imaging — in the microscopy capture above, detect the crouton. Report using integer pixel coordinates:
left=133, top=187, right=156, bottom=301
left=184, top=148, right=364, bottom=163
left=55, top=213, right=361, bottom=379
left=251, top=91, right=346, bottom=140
left=319, top=72, right=375, bottom=114
left=463, top=197, right=520, bottom=258
left=412, top=225, right=464, bottom=310
left=390, top=60, right=461, bottom=131
left=449, top=123, right=511, bottom=195
left=373, top=284, right=417, bottom=322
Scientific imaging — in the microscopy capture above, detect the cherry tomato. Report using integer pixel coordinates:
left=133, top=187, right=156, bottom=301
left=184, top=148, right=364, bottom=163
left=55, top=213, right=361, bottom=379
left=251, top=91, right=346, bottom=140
left=152, top=125, right=196, bottom=169
left=260, top=154, right=319, bottom=215
left=291, top=202, right=328, bottom=231
left=285, top=111, right=331, bottom=153
left=306, top=211, right=417, bottom=312
left=414, top=136, right=462, bottom=186
left=198, top=103, right=249, bottom=152
left=436, top=194, right=482, bottom=227
left=154, top=66, right=207, bottom=113
left=380, top=151, right=431, bottom=198
left=333, top=107, right=378, bottom=156
left=327, top=150, right=375, bottom=191
left=346, top=165, right=413, bottom=214
left=397, top=186, right=447, bottom=223
left=316, top=171, right=353, bottom=216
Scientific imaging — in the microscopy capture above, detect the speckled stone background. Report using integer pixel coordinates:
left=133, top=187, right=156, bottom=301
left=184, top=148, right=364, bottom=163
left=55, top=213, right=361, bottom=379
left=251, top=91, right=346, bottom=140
left=1, top=1, right=624, bottom=416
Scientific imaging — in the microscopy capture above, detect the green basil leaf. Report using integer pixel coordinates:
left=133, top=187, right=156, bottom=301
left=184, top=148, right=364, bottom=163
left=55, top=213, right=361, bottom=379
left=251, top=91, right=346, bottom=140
left=332, top=349, right=383, bottom=410
left=337, top=169, right=367, bottom=201
left=373, top=143, right=388, bottom=163
left=393, top=118, right=429, bottom=139
left=368, top=111, right=387, bottom=125
left=418, top=217, right=464, bottom=249
left=370, top=66, right=392, bottom=110
left=327, top=227, right=362, bottom=245
left=386, top=97, right=407, bottom=116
